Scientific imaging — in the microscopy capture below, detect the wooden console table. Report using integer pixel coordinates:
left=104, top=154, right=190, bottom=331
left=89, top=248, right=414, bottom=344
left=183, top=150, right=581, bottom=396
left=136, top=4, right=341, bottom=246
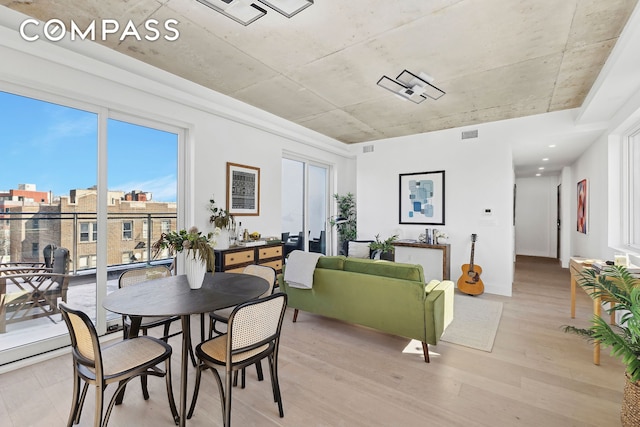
left=392, top=241, right=451, bottom=280
left=214, top=243, right=284, bottom=274
left=569, top=257, right=617, bottom=365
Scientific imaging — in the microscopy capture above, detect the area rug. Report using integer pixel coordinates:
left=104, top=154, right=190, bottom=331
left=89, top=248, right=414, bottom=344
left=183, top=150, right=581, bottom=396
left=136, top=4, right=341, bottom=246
left=439, top=293, right=503, bottom=352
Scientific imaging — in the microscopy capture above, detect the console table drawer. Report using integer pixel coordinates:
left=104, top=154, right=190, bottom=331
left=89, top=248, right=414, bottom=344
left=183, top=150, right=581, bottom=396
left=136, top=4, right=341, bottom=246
left=224, top=250, right=254, bottom=267
left=259, top=246, right=282, bottom=260
left=260, top=259, right=282, bottom=271
left=215, top=244, right=284, bottom=274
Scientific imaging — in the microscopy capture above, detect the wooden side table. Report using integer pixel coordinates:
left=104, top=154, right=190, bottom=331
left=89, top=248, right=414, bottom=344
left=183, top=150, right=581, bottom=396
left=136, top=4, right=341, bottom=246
left=569, top=257, right=617, bottom=365
left=392, top=241, right=451, bottom=280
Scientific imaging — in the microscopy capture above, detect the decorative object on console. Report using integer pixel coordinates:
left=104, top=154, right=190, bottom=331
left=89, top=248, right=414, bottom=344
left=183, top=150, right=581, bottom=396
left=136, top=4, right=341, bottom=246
left=209, top=197, right=233, bottom=249
left=195, top=0, right=313, bottom=26
left=152, top=226, right=216, bottom=285
left=457, top=233, right=484, bottom=296
left=563, top=265, right=640, bottom=426
left=399, top=170, right=445, bottom=225
left=227, top=162, right=260, bottom=216
left=433, top=229, right=448, bottom=244
left=377, top=69, right=445, bottom=104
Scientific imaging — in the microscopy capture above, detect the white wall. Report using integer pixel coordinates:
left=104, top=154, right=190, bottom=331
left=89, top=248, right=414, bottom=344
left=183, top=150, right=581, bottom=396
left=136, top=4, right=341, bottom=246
left=515, top=176, right=558, bottom=258
left=568, top=135, right=611, bottom=260
left=568, top=86, right=640, bottom=262
left=354, top=128, right=515, bottom=296
left=559, top=166, right=573, bottom=267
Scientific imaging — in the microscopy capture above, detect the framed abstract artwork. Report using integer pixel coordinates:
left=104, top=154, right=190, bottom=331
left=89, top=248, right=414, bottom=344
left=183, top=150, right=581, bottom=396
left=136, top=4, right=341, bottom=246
left=226, top=162, right=260, bottom=216
left=577, top=178, right=587, bottom=234
left=399, top=170, right=445, bottom=225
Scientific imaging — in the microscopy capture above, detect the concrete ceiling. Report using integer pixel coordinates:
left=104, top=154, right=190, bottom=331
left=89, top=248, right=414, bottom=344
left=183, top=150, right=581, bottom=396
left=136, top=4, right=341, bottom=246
left=3, top=0, right=639, bottom=177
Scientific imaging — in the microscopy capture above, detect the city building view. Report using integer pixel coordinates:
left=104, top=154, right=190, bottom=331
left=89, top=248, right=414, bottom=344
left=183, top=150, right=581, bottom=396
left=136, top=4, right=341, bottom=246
left=0, top=183, right=177, bottom=269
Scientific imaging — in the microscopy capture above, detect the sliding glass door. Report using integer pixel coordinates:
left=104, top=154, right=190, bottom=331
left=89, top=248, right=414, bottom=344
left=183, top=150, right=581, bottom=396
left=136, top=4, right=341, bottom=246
left=0, top=91, right=98, bottom=363
left=281, top=157, right=330, bottom=257
left=0, top=90, right=181, bottom=366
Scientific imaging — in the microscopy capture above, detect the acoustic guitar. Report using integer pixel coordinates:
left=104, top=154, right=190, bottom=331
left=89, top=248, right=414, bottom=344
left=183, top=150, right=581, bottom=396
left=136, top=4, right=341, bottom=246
left=457, top=233, right=484, bottom=296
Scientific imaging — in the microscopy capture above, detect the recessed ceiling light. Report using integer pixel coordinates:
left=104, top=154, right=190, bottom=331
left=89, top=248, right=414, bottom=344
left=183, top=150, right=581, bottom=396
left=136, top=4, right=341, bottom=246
left=542, top=158, right=549, bottom=161
left=538, top=167, right=545, bottom=170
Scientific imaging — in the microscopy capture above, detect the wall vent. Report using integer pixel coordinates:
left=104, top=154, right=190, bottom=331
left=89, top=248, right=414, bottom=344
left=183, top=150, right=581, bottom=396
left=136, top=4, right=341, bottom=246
left=461, top=130, right=478, bottom=140
left=363, top=145, right=374, bottom=153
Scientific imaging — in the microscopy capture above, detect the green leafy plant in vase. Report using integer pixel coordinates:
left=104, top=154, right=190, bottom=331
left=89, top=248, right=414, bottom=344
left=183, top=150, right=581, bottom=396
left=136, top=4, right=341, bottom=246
left=369, top=234, right=399, bottom=261
left=152, top=226, right=216, bottom=272
left=563, top=265, right=640, bottom=426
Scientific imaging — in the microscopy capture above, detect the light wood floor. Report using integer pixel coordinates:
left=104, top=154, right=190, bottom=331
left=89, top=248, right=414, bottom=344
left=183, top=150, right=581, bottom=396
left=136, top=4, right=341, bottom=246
left=0, top=256, right=626, bottom=426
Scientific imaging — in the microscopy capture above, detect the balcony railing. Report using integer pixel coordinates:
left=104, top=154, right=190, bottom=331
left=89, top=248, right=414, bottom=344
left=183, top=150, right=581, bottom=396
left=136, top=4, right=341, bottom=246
left=0, top=211, right=178, bottom=355
left=0, top=211, right=177, bottom=273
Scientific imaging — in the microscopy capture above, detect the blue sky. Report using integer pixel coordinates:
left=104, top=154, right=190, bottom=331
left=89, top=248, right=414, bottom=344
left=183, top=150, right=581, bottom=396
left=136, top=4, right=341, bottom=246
left=0, top=91, right=177, bottom=202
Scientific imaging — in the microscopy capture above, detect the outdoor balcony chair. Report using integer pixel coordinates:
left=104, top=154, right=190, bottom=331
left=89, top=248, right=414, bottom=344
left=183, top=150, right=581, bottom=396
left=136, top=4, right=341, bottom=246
left=0, top=247, right=70, bottom=333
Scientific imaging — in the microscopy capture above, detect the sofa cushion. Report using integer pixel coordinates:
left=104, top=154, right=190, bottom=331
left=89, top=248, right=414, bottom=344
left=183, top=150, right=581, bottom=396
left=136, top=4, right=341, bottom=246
left=348, top=241, right=371, bottom=258
left=343, top=258, right=425, bottom=282
left=316, top=256, right=346, bottom=271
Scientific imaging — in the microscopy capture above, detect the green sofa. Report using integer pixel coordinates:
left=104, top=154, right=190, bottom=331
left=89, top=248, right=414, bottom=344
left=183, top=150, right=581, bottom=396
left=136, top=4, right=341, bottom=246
left=278, top=256, right=454, bottom=362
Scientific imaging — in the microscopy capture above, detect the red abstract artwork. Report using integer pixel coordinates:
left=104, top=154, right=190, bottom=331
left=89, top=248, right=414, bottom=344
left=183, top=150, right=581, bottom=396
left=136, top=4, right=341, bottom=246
left=577, top=179, right=587, bottom=234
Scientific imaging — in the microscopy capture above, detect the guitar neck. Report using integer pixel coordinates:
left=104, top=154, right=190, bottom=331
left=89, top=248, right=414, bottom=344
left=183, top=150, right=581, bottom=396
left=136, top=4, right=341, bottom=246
left=469, top=242, right=475, bottom=269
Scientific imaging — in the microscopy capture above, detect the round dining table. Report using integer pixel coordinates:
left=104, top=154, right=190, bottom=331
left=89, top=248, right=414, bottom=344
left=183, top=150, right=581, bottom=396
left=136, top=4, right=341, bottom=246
left=103, top=271, right=269, bottom=426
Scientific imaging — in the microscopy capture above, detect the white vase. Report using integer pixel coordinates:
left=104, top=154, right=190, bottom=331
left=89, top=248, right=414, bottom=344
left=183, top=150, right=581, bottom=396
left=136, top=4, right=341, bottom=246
left=183, top=255, right=206, bottom=289
left=215, top=228, right=230, bottom=250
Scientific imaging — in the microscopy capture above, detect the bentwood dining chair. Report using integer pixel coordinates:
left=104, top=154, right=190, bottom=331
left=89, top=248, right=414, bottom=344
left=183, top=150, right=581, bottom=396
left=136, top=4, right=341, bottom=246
left=119, top=265, right=197, bottom=368
left=209, top=264, right=276, bottom=387
left=188, top=293, right=287, bottom=427
left=209, top=264, right=276, bottom=337
left=59, top=303, right=179, bottom=427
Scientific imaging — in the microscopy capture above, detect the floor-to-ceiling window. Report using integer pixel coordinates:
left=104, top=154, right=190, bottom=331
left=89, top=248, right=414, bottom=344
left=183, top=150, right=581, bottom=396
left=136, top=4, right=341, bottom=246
left=281, top=156, right=330, bottom=257
left=0, top=90, right=97, bottom=363
left=0, top=90, right=180, bottom=366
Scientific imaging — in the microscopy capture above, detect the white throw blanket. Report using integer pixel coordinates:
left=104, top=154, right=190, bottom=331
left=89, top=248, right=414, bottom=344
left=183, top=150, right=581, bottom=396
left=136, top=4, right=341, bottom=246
left=284, top=250, right=322, bottom=289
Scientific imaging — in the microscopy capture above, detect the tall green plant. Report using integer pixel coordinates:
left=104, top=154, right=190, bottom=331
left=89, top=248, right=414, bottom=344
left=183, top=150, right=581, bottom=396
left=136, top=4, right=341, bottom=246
left=564, top=265, right=640, bottom=382
left=330, top=193, right=357, bottom=249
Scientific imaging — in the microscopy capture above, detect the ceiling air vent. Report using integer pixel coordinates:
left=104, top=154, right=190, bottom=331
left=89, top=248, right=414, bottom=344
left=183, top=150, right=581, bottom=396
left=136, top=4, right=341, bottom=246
left=363, top=145, right=374, bottom=153
left=461, top=129, right=478, bottom=140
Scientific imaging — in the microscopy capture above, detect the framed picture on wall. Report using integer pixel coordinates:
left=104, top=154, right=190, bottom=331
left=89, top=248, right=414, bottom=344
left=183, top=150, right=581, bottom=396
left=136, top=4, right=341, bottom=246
left=226, top=162, right=260, bottom=216
left=577, top=178, right=588, bottom=234
left=399, top=170, right=445, bottom=225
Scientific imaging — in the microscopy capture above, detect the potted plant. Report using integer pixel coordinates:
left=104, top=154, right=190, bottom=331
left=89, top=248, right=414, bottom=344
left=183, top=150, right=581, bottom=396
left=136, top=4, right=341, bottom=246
left=208, top=198, right=234, bottom=229
left=152, top=226, right=216, bottom=288
left=369, top=234, right=399, bottom=261
left=209, top=197, right=234, bottom=248
left=330, top=193, right=357, bottom=255
left=563, top=265, right=640, bottom=426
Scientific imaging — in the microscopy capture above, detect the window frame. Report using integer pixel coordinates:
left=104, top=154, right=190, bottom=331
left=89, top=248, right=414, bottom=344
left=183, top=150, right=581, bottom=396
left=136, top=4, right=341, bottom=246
left=625, top=128, right=640, bottom=250
left=0, top=77, right=187, bottom=367
left=122, top=220, right=133, bottom=240
left=79, top=221, right=97, bottom=243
